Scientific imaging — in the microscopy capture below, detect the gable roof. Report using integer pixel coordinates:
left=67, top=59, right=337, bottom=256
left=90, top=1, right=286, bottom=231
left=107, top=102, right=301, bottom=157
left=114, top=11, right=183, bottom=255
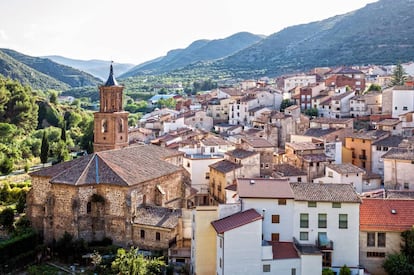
left=237, top=178, right=293, bottom=199
left=225, top=148, right=258, bottom=159
left=30, top=145, right=184, bottom=186
left=211, top=209, right=262, bottom=234
left=326, top=163, right=366, bottom=175
left=360, top=198, right=414, bottom=231
left=209, top=160, right=242, bottom=174
left=271, top=242, right=300, bottom=259
left=291, top=183, right=361, bottom=203
left=382, top=147, right=414, bottom=161
left=133, top=205, right=181, bottom=229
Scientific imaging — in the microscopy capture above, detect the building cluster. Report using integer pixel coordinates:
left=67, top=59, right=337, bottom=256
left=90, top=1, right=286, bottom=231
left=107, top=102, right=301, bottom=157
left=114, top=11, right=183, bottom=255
left=27, top=63, right=414, bottom=275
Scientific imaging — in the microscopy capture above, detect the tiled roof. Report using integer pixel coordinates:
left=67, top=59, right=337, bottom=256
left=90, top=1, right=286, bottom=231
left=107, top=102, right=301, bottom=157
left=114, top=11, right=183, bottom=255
left=301, top=153, right=331, bottom=162
left=304, top=128, right=337, bottom=138
left=209, top=160, right=242, bottom=174
left=347, top=130, right=389, bottom=140
left=273, top=164, right=307, bottom=177
left=291, top=183, right=361, bottom=203
left=237, top=178, right=293, bottom=199
left=225, top=148, right=258, bottom=159
left=133, top=205, right=181, bottom=229
left=387, top=190, right=414, bottom=199
left=242, top=136, right=275, bottom=148
left=377, top=119, right=400, bottom=126
left=382, top=147, right=414, bottom=160
left=360, top=198, right=414, bottom=231
left=271, top=242, right=299, bottom=259
left=286, top=142, right=320, bottom=151
left=31, top=145, right=184, bottom=186
left=372, top=135, right=404, bottom=147
left=331, top=91, right=354, bottom=100
left=326, top=163, right=366, bottom=175
left=310, top=117, right=353, bottom=124
left=201, top=136, right=232, bottom=146
left=211, top=209, right=262, bottom=234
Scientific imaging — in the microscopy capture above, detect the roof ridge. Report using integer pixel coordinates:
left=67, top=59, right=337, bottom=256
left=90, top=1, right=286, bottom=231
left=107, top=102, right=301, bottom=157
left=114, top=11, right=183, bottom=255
left=96, top=152, right=130, bottom=186
left=74, top=153, right=97, bottom=186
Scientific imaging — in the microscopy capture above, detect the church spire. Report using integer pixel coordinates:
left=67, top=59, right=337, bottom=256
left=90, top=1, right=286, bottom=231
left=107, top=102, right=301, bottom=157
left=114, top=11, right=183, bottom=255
left=104, top=62, right=119, bottom=86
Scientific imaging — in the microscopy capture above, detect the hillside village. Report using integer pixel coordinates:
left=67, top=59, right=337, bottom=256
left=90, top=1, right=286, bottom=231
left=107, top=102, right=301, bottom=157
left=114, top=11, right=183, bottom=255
left=25, top=62, right=414, bottom=275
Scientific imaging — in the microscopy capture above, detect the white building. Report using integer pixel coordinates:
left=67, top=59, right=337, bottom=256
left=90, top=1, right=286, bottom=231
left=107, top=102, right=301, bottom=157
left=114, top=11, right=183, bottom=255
left=284, top=75, right=317, bottom=92
left=392, top=86, right=414, bottom=118
left=371, top=136, right=404, bottom=178
left=313, top=163, right=366, bottom=193
left=382, top=147, right=414, bottom=190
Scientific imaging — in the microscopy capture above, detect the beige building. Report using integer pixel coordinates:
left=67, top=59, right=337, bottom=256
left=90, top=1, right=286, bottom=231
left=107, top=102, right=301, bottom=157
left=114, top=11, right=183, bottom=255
left=360, top=198, right=414, bottom=275
left=27, top=66, right=191, bottom=253
left=382, top=147, right=414, bottom=190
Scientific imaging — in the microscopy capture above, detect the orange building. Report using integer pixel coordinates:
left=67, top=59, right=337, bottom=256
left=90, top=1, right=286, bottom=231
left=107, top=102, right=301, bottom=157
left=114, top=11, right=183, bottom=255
left=343, top=130, right=389, bottom=172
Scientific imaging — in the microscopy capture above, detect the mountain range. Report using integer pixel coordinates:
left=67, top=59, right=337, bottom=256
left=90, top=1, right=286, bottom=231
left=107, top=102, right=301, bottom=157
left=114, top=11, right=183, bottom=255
left=0, top=48, right=101, bottom=91
left=1, top=0, right=414, bottom=90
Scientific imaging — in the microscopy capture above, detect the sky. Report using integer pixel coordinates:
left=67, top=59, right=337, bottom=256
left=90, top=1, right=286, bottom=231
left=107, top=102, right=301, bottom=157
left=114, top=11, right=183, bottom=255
left=0, top=0, right=378, bottom=65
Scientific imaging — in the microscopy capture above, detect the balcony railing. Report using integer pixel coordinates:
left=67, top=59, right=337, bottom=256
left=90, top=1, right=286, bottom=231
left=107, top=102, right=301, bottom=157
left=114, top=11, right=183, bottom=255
left=359, top=154, right=367, bottom=160
left=316, top=239, right=334, bottom=250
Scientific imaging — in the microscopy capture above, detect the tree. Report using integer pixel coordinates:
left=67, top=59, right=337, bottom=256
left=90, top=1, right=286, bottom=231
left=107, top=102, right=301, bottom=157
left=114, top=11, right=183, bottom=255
left=60, top=121, right=67, bottom=142
left=111, top=247, right=165, bottom=275
left=40, top=131, right=49, bottom=164
left=0, top=207, right=15, bottom=229
left=401, top=228, right=414, bottom=263
left=367, top=83, right=382, bottom=92
left=49, top=90, right=58, bottom=104
left=280, top=99, right=294, bottom=112
left=339, top=265, right=351, bottom=275
left=383, top=253, right=414, bottom=275
left=304, top=108, right=318, bottom=117
left=391, top=63, right=407, bottom=87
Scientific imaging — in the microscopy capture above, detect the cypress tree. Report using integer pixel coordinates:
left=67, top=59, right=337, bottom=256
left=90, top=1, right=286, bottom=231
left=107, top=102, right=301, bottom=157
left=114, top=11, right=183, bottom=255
left=40, top=131, right=49, bottom=164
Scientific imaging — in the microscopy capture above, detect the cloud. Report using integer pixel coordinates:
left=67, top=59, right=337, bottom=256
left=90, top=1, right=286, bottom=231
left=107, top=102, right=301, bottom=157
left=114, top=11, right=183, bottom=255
left=0, top=29, right=8, bottom=41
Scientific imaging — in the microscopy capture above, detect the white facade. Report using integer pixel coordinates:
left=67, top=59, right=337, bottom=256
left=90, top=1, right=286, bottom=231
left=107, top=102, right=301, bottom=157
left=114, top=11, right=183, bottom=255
left=284, top=75, right=317, bottom=92
left=313, top=165, right=365, bottom=193
left=183, top=155, right=223, bottom=194
left=242, top=198, right=294, bottom=242
left=392, top=87, right=414, bottom=118
left=162, top=116, right=186, bottom=134
left=293, top=200, right=360, bottom=271
left=217, top=219, right=263, bottom=275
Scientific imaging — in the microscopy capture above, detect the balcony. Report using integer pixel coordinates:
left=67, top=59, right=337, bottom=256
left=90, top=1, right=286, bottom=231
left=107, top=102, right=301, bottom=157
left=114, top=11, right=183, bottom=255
left=359, top=154, right=367, bottom=160
left=316, top=235, right=334, bottom=250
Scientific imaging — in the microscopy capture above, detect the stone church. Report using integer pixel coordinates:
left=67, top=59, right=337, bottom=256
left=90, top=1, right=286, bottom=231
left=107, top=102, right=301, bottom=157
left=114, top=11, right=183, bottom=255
left=27, top=65, right=191, bottom=250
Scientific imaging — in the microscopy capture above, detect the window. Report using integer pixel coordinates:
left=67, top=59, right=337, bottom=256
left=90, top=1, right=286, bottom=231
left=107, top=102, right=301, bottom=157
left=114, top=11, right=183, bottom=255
left=328, top=171, right=333, bottom=177
left=339, top=214, right=348, bottom=229
left=291, top=268, right=297, bottom=275
left=367, top=232, right=375, bottom=247
left=300, top=213, right=309, bottom=228
left=404, top=182, right=409, bottom=190
left=300, top=232, right=309, bottom=240
left=332, top=202, right=341, bottom=208
left=367, top=252, right=386, bottom=258
left=297, top=177, right=302, bottom=182
left=263, top=264, right=271, bottom=272
left=378, top=233, right=386, bottom=247
left=403, top=106, right=408, bottom=111
left=308, top=201, right=317, bottom=207
left=205, top=172, right=210, bottom=179
left=318, top=214, right=327, bottom=228
left=272, top=215, right=280, bottom=224
left=156, top=232, right=161, bottom=241
left=271, top=233, right=280, bottom=241
left=187, top=162, right=190, bottom=168
left=219, top=258, right=222, bottom=268
left=278, top=199, right=287, bottom=205
left=87, top=202, right=92, bottom=214
left=140, top=230, right=145, bottom=239
left=395, top=106, right=398, bottom=110
left=220, top=238, right=222, bottom=248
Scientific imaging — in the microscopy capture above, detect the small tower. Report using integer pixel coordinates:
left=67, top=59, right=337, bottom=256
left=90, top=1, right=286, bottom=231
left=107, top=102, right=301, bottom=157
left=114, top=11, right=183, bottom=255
left=93, top=63, right=129, bottom=152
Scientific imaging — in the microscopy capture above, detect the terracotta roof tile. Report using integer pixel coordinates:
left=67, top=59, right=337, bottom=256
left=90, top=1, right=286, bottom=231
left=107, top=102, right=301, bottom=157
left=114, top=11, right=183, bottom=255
left=211, top=209, right=262, bottom=234
left=360, top=198, right=414, bottom=231
left=225, top=149, right=258, bottom=159
left=291, top=183, right=361, bottom=203
left=32, top=145, right=184, bottom=186
left=238, top=178, right=293, bottom=199
left=271, top=242, right=299, bottom=259
left=134, top=205, right=181, bottom=229
left=209, top=160, right=242, bottom=174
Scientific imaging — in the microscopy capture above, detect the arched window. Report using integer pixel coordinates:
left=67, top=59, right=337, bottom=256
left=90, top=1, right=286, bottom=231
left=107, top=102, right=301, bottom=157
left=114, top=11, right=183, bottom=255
left=102, top=119, right=108, bottom=133
left=118, top=118, right=124, bottom=133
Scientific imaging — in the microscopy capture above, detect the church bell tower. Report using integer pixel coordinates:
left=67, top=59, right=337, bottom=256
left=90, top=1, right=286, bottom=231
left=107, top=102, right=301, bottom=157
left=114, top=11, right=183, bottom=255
left=93, top=64, right=129, bottom=152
